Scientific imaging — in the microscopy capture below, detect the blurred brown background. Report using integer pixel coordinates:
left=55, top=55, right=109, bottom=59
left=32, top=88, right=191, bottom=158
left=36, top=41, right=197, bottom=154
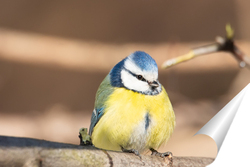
left=1, top=0, right=250, bottom=158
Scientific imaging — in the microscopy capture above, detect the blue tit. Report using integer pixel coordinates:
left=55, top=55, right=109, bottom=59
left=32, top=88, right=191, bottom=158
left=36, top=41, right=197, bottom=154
left=89, top=51, right=175, bottom=157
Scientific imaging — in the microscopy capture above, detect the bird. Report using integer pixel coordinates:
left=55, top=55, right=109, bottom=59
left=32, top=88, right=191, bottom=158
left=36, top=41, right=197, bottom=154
left=89, top=51, right=175, bottom=158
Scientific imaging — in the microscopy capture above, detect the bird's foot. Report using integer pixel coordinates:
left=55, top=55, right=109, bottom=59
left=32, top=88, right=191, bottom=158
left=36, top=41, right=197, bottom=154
left=121, top=147, right=142, bottom=159
left=150, top=148, right=173, bottom=165
left=150, top=148, right=172, bottom=158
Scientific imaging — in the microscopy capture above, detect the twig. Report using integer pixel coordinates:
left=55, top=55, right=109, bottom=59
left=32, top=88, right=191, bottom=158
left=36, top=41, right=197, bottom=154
left=162, top=24, right=250, bottom=69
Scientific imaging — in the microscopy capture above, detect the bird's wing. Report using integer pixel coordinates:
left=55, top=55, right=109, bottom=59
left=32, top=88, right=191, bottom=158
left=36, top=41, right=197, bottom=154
left=89, top=74, right=115, bottom=136
left=89, top=108, right=105, bottom=136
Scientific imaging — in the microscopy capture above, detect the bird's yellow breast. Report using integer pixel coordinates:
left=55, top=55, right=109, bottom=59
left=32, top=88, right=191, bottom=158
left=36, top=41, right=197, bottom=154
left=91, top=86, right=175, bottom=152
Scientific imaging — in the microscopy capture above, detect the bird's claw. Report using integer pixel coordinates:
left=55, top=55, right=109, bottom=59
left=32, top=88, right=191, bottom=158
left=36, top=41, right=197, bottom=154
left=121, top=147, right=142, bottom=159
left=150, top=148, right=172, bottom=158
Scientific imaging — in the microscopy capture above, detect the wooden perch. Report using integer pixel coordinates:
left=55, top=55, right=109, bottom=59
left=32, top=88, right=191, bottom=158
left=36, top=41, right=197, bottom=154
left=0, top=135, right=214, bottom=167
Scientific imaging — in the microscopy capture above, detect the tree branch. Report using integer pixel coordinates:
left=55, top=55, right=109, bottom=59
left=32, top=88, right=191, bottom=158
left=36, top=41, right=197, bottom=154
left=0, top=135, right=214, bottom=167
left=162, top=24, right=250, bottom=69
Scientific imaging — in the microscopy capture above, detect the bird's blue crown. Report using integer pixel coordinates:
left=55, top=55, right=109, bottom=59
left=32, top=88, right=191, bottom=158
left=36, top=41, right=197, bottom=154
left=130, top=51, right=158, bottom=73
left=110, top=51, right=158, bottom=87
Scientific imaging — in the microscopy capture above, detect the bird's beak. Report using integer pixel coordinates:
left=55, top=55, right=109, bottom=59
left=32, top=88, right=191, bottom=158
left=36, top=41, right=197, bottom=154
left=148, top=81, right=159, bottom=88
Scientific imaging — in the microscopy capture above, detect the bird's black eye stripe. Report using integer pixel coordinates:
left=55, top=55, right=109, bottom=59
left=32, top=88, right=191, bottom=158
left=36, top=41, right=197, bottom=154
left=137, top=75, right=143, bottom=80
left=136, top=75, right=146, bottom=82
left=124, top=68, right=146, bottom=82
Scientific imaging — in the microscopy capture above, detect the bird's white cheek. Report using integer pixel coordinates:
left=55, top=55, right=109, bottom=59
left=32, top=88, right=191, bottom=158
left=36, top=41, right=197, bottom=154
left=121, top=70, right=149, bottom=92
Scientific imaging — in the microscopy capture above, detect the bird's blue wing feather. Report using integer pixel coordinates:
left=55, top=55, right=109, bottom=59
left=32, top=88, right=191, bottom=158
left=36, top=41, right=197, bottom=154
left=89, top=74, right=114, bottom=135
left=89, top=107, right=105, bottom=136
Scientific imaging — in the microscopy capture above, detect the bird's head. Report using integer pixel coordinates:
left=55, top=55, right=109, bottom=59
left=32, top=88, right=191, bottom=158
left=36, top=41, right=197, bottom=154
left=110, top=51, right=162, bottom=95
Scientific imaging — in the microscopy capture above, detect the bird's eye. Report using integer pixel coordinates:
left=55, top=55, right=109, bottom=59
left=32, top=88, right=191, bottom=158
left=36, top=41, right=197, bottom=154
left=136, top=75, right=143, bottom=80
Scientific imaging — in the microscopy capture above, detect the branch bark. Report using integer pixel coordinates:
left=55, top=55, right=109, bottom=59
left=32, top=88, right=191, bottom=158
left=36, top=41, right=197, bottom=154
left=0, top=135, right=214, bottom=167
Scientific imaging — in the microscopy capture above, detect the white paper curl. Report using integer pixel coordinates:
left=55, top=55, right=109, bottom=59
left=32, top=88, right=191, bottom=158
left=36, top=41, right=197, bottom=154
left=195, top=83, right=250, bottom=166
